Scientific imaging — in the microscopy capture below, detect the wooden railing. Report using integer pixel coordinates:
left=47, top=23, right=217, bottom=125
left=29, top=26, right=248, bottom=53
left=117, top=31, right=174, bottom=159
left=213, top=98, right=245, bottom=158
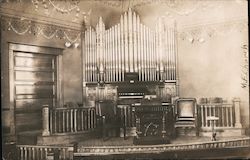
left=199, top=98, right=242, bottom=130
left=42, top=106, right=97, bottom=135
left=75, top=137, right=250, bottom=155
left=118, top=105, right=136, bottom=128
left=16, top=145, right=74, bottom=160
left=199, top=103, right=235, bottom=128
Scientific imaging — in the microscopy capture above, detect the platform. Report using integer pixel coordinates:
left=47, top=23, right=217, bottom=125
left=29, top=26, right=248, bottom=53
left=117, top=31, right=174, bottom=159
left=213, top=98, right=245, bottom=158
left=75, top=136, right=250, bottom=159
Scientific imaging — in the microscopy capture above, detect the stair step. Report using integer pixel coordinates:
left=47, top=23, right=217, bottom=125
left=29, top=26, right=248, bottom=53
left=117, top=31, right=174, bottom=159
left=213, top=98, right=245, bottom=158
left=176, top=128, right=197, bottom=136
left=17, top=130, right=42, bottom=145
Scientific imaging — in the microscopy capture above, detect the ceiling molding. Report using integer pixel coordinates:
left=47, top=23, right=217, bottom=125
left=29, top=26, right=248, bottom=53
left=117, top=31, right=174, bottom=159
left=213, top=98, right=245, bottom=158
left=0, top=6, right=83, bottom=30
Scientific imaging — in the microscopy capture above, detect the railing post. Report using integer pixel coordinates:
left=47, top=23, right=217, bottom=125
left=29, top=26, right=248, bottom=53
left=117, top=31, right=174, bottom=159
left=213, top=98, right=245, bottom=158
left=233, top=98, right=242, bottom=128
left=42, top=105, right=50, bottom=136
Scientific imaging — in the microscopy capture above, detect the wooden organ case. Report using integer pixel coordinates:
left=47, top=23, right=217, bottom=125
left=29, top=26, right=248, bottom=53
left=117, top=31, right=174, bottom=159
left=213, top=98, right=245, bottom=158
left=82, top=8, right=179, bottom=103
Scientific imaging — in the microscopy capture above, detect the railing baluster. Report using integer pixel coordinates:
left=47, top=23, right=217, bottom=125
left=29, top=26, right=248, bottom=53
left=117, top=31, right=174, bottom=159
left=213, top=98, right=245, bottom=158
left=201, top=105, right=204, bottom=127
left=66, top=109, right=69, bottom=132
left=54, top=110, right=57, bottom=133
left=81, top=109, right=84, bottom=131
left=24, top=147, right=27, bottom=160
left=214, top=105, right=218, bottom=127
left=74, top=109, right=77, bottom=132
left=20, top=147, right=24, bottom=160
left=204, top=105, right=207, bottom=127
left=32, top=147, right=35, bottom=160
left=71, top=109, right=73, bottom=132
left=50, top=110, right=53, bottom=134
left=62, top=110, right=65, bottom=132
left=226, top=105, right=228, bottom=127
left=58, top=110, right=61, bottom=133
left=63, top=148, right=66, bottom=160
left=88, top=108, right=91, bottom=129
left=44, top=148, right=48, bottom=160
left=226, top=105, right=229, bottom=127
left=84, top=110, right=87, bottom=130
left=90, top=108, right=93, bottom=129
left=28, top=147, right=32, bottom=160
left=90, top=109, right=93, bottom=129
left=230, top=105, right=233, bottom=127
left=94, top=108, right=97, bottom=128
left=40, top=148, right=44, bottom=160
left=221, top=106, right=224, bottom=127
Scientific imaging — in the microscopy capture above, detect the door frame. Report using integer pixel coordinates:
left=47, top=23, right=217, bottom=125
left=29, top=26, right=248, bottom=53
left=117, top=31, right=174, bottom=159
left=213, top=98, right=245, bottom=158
left=9, top=43, right=63, bottom=134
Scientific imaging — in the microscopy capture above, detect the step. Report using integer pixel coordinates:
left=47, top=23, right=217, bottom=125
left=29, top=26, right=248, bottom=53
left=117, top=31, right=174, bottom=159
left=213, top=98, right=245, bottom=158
left=17, top=130, right=42, bottom=145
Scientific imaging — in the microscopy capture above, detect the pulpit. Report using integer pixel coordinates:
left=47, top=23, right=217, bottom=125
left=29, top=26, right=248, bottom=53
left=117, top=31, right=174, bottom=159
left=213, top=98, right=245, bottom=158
left=133, top=99, right=174, bottom=145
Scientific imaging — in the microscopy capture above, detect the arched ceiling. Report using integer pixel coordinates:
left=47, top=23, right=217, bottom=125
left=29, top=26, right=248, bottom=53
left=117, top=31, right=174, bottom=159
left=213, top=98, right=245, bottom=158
left=0, top=0, right=247, bottom=30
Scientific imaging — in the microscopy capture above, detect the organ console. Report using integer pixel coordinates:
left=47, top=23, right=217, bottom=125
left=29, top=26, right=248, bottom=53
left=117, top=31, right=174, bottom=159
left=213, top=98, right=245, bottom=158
left=83, top=8, right=178, bottom=103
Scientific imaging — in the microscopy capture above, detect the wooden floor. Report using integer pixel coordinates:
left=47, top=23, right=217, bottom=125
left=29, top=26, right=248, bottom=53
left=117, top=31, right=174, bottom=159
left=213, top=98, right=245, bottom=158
left=78, top=135, right=248, bottom=147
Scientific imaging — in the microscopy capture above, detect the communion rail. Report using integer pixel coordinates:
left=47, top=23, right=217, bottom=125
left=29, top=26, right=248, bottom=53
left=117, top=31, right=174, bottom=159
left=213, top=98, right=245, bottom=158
left=42, top=106, right=97, bottom=135
left=16, top=144, right=74, bottom=160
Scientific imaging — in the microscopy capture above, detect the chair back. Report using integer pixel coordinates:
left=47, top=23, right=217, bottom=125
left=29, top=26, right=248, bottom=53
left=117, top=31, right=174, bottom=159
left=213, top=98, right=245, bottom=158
left=175, top=98, right=197, bottom=121
left=97, top=100, right=117, bottom=123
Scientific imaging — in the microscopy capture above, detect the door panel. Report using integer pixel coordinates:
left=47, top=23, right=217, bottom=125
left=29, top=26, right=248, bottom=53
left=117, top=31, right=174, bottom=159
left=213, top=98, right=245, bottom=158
left=15, top=71, right=54, bottom=81
left=15, top=85, right=53, bottom=95
left=14, top=50, right=57, bottom=133
left=15, top=99, right=53, bottom=111
left=15, top=56, right=53, bottom=68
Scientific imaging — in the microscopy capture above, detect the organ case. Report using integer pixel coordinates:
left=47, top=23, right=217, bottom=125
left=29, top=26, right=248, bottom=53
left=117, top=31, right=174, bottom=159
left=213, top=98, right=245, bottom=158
left=82, top=8, right=178, bottom=102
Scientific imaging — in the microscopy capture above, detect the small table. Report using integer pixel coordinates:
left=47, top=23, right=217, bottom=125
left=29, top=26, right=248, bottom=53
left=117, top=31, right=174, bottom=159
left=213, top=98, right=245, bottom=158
left=206, top=116, right=219, bottom=141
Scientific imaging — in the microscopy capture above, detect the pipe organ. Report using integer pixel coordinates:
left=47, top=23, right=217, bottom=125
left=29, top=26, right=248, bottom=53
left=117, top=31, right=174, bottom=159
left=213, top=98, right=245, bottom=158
left=83, top=8, right=178, bottom=102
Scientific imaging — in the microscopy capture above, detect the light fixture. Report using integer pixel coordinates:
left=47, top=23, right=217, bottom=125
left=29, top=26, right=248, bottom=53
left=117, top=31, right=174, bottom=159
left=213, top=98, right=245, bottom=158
left=65, top=42, right=71, bottom=48
left=74, top=43, right=79, bottom=48
left=198, top=38, right=205, bottom=43
left=188, top=37, right=194, bottom=43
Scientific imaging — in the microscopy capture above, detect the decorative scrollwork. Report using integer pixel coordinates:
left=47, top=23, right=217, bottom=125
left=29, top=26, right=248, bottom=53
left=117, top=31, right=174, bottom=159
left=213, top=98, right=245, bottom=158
left=0, top=15, right=82, bottom=43
left=179, top=19, right=247, bottom=43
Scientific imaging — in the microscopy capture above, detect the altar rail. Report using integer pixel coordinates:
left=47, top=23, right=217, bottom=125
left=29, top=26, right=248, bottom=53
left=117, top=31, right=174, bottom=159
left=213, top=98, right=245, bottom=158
left=199, top=98, right=242, bottom=129
left=42, top=106, right=97, bottom=135
left=75, top=137, right=250, bottom=156
left=16, top=145, right=74, bottom=160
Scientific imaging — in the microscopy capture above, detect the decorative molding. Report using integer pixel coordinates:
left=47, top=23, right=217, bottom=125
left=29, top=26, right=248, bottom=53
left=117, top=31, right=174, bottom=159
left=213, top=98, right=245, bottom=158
left=0, top=15, right=82, bottom=43
left=178, top=19, right=247, bottom=43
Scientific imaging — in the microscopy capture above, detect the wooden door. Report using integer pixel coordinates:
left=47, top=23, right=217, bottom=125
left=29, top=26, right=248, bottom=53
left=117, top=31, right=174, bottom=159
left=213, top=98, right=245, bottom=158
left=10, top=44, right=62, bottom=133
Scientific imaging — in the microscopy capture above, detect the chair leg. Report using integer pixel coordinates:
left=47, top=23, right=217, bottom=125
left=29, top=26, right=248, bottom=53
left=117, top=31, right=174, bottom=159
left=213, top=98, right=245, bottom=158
left=102, top=116, right=107, bottom=140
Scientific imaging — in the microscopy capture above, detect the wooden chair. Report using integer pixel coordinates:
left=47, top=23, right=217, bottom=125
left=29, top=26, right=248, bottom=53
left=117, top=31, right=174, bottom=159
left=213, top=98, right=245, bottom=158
left=96, top=100, right=121, bottom=140
left=174, top=98, right=199, bottom=136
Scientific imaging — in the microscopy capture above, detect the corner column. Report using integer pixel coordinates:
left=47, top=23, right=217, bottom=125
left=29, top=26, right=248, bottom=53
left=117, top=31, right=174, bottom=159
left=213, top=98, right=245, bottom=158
left=233, top=98, right=242, bottom=128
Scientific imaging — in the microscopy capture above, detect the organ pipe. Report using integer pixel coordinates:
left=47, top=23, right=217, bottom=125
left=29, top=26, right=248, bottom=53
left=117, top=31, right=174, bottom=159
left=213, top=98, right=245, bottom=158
left=84, top=9, right=177, bottom=83
left=124, top=12, right=129, bottom=73
left=120, top=15, right=125, bottom=81
left=128, top=8, right=133, bottom=72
